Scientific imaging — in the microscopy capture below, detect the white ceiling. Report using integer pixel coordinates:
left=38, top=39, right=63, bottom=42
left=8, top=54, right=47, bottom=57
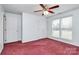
left=2, top=4, right=79, bottom=16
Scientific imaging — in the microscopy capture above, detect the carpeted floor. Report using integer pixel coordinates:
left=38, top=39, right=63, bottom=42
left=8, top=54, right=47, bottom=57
left=1, top=38, right=79, bottom=55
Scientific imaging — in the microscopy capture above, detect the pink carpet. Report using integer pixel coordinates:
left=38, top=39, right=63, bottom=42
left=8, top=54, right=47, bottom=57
left=1, top=38, right=79, bottom=55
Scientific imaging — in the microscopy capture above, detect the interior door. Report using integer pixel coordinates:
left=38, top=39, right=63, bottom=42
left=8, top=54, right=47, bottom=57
left=0, top=9, right=4, bottom=53
left=5, top=13, right=18, bottom=43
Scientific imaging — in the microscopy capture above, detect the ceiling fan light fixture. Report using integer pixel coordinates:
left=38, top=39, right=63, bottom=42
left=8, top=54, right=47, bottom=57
left=43, top=11, right=49, bottom=16
left=34, top=4, right=59, bottom=16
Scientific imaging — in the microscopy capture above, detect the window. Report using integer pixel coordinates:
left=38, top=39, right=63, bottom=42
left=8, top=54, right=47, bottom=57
left=52, top=16, right=72, bottom=40
left=52, top=19, right=60, bottom=37
left=61, top=17, right=72, bottom=40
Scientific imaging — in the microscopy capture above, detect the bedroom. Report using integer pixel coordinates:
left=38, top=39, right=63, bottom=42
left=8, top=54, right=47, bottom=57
left=0, top=4, right=79, bottom=55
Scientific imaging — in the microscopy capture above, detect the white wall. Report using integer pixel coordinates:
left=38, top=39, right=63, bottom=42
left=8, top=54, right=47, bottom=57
left=17, top=14, right=22, bottom=41
left=4, top=12, right=21, bottom=43
left=47, top=8, right=79, bottom=46
left=22, top=13, right=47, bottom=43
left=0, top=5, right=4, bottom=53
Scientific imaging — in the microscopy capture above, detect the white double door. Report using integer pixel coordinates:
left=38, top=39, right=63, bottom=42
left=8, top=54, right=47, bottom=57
left=4, top=13, right=18, bottom=43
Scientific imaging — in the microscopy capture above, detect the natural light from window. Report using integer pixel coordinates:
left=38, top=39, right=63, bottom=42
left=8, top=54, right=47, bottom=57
left=61, top=17, right=72, bottom=40
left=52, top=16, right=72, bottom=40
left=52, top=19, right=60, bottom=37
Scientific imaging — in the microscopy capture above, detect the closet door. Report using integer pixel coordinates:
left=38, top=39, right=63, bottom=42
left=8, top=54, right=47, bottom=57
left=0, top=5, right=4, bottom=53
left=5, top=13, right=18, bottom=43
left=0, top=13, right=3, bottom=53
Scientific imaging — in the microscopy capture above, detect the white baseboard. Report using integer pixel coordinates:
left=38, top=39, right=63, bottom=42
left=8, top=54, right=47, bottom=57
left=22, top=37, right=47, bottom=43
left=48, top=37, right=79, bottom=47
left=4, top=40, right=20, bottom=44
left=0, top=45, right=3, bottom=54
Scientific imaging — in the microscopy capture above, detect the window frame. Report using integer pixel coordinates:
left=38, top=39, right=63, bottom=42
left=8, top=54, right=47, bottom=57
left=52, top=15, right=72, bottom=40
left=52, top=19, right=60, bottom=38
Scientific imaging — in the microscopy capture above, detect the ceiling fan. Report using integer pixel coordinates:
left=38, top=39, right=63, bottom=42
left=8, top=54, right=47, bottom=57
left=34, top=4, right=59, bottom=16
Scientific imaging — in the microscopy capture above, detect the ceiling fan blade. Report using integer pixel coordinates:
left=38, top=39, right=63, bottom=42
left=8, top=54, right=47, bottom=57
left=40, top=4, right=46, bottom=9
left=48, top=11, right=54, bottom=13
left=49, top=5, right=59, bottom=9
left=34, top=10, right=42, bottom=12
